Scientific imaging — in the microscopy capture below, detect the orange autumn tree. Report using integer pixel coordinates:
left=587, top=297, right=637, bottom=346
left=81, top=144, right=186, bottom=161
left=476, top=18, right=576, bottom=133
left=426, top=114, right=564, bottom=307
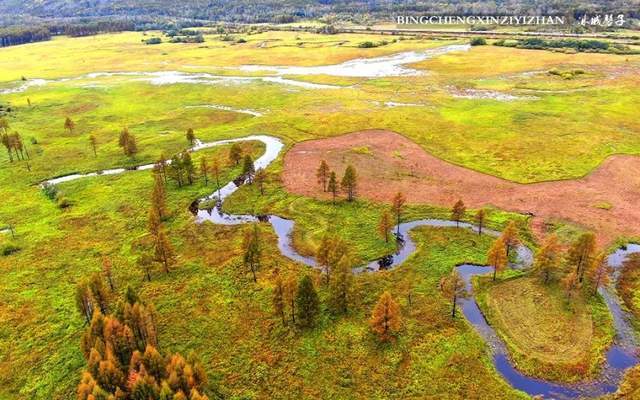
left=500, top=221, right=520, bottom=257
left=487, top=237, right=508, bottom=281
left=370, top=291, right=401, bottom=342
left=377, top=210, right=392, bottom=243
left=76, top=292, right=209, bottom=400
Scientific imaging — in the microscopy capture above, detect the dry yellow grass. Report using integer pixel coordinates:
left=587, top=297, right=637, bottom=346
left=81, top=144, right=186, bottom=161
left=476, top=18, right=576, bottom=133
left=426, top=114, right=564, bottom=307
left=486, top=277, right=592, bottom=364
left=479, top=276, right=614, bottom=381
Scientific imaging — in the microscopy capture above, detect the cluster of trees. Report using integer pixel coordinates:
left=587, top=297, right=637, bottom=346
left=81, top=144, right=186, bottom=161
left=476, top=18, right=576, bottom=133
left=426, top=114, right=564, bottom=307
left=316, top=160, right=357, bottom=203
left=75, top=282, right=210, bottom=400
left=149, top=138, right=265, bottom=198
left=478, top=213, right=611, bottom=302
left=268, top=226, right=402, bottom=341
left=485, top=221, right=519, bottom=280
left=1, top=119, right=29, bottom=162
left=495, top=38, right=637, bottom=54
left=118, top=128, right=138, bottom=158
left=64, top=19, right=135, bottom=37
left=0, top=25, right=50, bottom=47
left=272, top=266, right=403, bottom=342
left=532, top=232, right=612, bottom=300
left=0, top=18, right=141, bottom=47
left=167, top=30, right=205, bottom=43
left=228, top=143, right=266, bottom=193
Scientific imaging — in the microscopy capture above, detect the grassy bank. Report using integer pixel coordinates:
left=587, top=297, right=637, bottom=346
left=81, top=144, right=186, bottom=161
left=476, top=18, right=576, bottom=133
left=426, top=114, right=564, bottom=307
left=476, top=275, right=614, bottom=382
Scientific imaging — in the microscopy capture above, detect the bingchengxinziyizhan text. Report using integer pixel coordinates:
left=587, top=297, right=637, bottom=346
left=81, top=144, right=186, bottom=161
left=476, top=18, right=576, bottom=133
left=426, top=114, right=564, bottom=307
left=396, top=14, right=626, bottom=26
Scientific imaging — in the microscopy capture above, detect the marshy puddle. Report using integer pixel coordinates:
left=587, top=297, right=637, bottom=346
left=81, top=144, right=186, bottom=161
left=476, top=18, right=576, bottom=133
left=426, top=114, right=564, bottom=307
left=450, top=87, right=540, bottom=101
left=0, top=71, right=343, bottom=95
left=184, top=104, right=264, bottom=117
left=238, top=44, right=471, bottom=77
left=371, top=101, right=424, bottom=108
left=2, top=44, right=473, bottom=95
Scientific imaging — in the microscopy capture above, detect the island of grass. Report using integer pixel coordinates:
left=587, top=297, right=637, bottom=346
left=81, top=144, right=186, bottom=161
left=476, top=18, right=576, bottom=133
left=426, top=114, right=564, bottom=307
left=476, top=275, right=614, bottom=382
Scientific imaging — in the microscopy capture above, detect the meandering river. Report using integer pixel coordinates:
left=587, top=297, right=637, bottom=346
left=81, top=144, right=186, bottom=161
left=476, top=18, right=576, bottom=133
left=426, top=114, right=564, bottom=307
left=43, top=135, right=638, bottom=399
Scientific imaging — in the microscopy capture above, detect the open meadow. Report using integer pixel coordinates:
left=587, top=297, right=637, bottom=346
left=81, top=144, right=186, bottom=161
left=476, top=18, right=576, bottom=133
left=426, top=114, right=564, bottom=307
left=1, top=28, right=640, bottom=399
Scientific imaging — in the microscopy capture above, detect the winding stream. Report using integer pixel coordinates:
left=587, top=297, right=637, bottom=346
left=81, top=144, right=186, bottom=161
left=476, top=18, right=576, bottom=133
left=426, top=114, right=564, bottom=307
left=43, top=135, right=638, bottom=399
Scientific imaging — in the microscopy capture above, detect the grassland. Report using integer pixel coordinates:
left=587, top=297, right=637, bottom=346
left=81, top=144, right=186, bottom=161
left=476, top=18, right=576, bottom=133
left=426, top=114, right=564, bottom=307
left=0, top=29, right=638, bottom=399
left=476, top=276, right=614, bottom=382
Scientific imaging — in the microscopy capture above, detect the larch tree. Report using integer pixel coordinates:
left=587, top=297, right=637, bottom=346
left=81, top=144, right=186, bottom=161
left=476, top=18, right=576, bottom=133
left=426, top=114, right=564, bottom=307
left=157, top=153, right=168, bottom=183
left=296, top=275, right=319, bottom=329
left=118, top=127, right=130, bottom=148
left=148, top=206, right=162, bottom=237
left=316, top=160, right=330, bottom=191
left=329, top=256, right=354, bottom=315
left=151, top=173, right=167, bottom=219
left=102, top=256, right=114, bottom=290
left=229, top=143, right=242, bottom=166
left=451, top=199, right=466, bottom=227
left=391, top=192, right=406, bottom=236
left=588, top=252, right=611, bottom=295
left=64, top=116, right=75, bottom=134
left=242, top=154, right=255, bottom=182
left=6, top=133, right=23, bottom=160
left=1, top=132, right=13, bottom=162
left=533, top=234, right=562, bottom=284
left=567, top=232, right=597, bottom=283
left=272, top=273, right=286, bottom=325
left=378, top=210, right=392, bottom=243
left=474, top=209, right=486, bottom=235
left=487, top=237, right=508, bottom=281
left=316, top=233, right=348, bottom=284
left=186, top=128, right=196, bottom=146
left=284, top=275, right=298, bottom=325
left=154, top=229, right=175, bottom=274
left=137, top=252, right=154, bottom=282
left=169, top=154, right=184, bottom=187
left=200, top=157, right=208, bottom=185
left=124, top=134, right=138, bottom=158
left=327, top=171, right=338, bottom=204
left=243, top=225, right=261, bottom=283
left=500, top=221, right=520, bottom=257
left=75, top=284, right=96, bottom=324
left=210, top=157, right=221, bottom=198
left=182, top=152, right=195, bottom=185
left=439, top=269, right=467, bottom=318
left=369, top=291, right=401, bottom=342
left=254, top=168, right=267, bottom=195
left=89, top=135, right=97, bottom=157
left=340, top=165, right=357, bottom=202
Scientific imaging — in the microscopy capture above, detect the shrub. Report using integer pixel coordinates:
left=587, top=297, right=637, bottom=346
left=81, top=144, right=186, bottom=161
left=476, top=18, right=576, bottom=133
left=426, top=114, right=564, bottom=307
left=470, top=37, right=487, bottom=46
left=358, top=41, right=376, bottom=48
left=41, top=183, right=58, bottom=200
left=1, top=244, right=20, bottom=256
left=57, top=196, right=72, bottom=209
left=144, top=37, right=161, bottom=45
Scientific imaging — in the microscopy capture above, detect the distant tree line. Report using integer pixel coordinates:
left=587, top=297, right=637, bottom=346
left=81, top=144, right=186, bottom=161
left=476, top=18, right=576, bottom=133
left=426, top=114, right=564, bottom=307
left=0, top=17, right=206, bottom=48
left=1, top=0, right=638, bottom=36
left=0, top=25, right=50, bottom=47
left=494, top=37, right=639, bottom=54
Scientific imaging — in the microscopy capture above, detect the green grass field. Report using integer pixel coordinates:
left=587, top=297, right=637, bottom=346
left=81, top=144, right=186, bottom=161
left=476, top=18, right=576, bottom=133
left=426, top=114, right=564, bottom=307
left=1, top=29, right=639, bottom=399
